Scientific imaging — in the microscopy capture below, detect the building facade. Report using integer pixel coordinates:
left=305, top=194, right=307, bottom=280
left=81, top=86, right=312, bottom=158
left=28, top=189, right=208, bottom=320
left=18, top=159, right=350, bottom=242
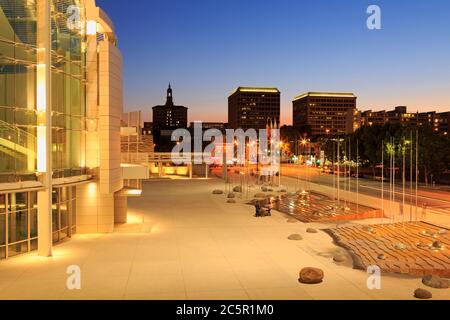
left=189, top=122, right=226, bottom=132
left=293, top=92, right=357, bottom=137
left=142, top=122, right=153, bottom=135
left=228, top=87, right=280, bottom=131
left=152, top=84, right=188, bottom=132
left=0, top=0, right=136, bottom=260
left=361, top=106, right=450, bottom=136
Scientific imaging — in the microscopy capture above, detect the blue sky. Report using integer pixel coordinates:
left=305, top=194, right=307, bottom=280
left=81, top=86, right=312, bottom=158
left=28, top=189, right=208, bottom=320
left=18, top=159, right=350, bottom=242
left=97, top=0, right=450, bottom=124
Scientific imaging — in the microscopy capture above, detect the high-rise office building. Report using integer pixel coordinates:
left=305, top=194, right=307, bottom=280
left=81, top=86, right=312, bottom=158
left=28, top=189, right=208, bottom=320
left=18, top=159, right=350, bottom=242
left=0, top=0, right=144, bottom=260
left=152, top=84, right=188, bottom=132
left=293, top=92, right=357, bottom=137
left=228, top=87, right=280, bottom=130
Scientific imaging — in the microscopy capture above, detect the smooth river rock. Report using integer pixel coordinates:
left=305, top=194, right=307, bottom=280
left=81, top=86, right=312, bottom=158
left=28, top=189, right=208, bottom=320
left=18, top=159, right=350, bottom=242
left=378, top=254, right=387, bottom=260
left=394, top=243, right=407, bottom=250
left=432, top=241, right=443, bottom=249
left=414, top=288, right=433, bottom=300
left=333, top=255, right=347, bottom=263
left=298, top=267, right=324, bottom=284
left=422, top=275, right=450, bottom=289
left=288, top=234, right=303, bottom=241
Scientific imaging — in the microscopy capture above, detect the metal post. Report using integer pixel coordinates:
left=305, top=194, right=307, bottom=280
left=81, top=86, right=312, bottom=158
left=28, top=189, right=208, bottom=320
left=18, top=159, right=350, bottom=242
left=337, top=139, right=340, bottom=204
left=410, top=130, right=413, bottom=222
left=416, top=130, right=419, bottom=221
left=381, top=140, right=384, bottom=222
left=403, top=138, right=406, bottom=225
left=37, top=0, right=52, bottom=257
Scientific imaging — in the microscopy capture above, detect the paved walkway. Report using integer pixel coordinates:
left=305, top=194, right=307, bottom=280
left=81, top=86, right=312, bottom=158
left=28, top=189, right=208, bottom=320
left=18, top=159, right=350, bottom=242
left=0, top=179, right=449, bottom=300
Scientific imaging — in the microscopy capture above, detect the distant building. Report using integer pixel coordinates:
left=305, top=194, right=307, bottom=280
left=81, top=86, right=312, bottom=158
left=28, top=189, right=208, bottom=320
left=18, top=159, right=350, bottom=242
left=189, top=122, right=226, bottom=132
left=121, top=112, right=154, bottom=155
left=152, top=84, right=188, bottom=132
left=293, top=92, right=357, bottom=137
left=359, top=110, right=387, bottom=127
left=228, top=87, right=280, bottom=130
left=360, top=107, right=450, bottom=136
left=142, top=122, right=153, bottom=135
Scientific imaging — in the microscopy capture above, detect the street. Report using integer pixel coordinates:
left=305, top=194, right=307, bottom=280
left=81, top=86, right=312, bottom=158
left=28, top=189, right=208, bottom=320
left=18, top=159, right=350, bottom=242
left=211, top=164, right=450, bottom=218
left=280, top=164, right=450, bottom=216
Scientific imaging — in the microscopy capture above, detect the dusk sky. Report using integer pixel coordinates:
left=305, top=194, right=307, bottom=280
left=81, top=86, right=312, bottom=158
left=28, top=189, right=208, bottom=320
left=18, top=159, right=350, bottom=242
left=97, top=0, right=450, bottom=125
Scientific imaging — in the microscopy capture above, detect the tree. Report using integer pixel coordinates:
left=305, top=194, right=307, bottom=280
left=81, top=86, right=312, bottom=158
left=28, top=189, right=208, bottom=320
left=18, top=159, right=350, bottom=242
left=417, top=126, right=450, bottom=185
left=341, top=123, right=450, bottom=184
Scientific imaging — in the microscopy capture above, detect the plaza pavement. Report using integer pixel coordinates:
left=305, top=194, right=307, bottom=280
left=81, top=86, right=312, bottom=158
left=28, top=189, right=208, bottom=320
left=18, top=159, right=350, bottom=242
left=0, top=178, right=449, bottom=300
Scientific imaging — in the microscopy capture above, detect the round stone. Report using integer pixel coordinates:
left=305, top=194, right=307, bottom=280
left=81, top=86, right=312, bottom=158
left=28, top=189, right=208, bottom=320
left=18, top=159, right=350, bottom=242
left=394, top=243, right=407, bottom=250
left=417, top=243, right=430, bottom=249
left=432, top=241, right=443, bottom=249
left=227, top=199, right=236, bottom=204
left=233, top=186, right=243, bottom=193
left=333, top=255, right=347, bottom=263
left=261, top=187, right=269, bottom=192
left=306, top=228, right=318, bottom=234
left=422, top=275, right=450, bottom=289
left=227, top=193, right=236, bottom=199
left=378, top=254, right=387, bottom=260
left=288, top=234, right=303, bottom=241
left=414, top=288, right=433, bottom=300
left=363, top=226, right=375, bottom=233
left=298, top=267, right=324, bottom=284
left=212, top=190, right=224, bottom=195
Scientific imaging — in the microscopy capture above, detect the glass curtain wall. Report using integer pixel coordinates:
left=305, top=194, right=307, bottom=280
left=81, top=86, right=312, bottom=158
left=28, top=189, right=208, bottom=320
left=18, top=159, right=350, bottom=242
left=0, top=0, right=38, bottom=183
left=51, top=0, right=87, bottom=179
left=0, top=0, right=88, bottom=183
left=0, top=185, right=77, bottom=260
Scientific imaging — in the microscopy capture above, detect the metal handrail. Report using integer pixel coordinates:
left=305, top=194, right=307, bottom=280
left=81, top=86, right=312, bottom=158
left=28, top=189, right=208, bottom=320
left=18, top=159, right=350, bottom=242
left=0, top=120, right=36, bottom=156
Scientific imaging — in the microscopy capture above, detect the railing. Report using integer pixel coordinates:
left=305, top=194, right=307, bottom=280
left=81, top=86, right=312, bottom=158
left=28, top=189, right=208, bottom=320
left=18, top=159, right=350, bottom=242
left=121, top=152, right=208, bottom=165
left=121, top=153, right=149, bottom=165
left=0, top=120, right=36, bottom=158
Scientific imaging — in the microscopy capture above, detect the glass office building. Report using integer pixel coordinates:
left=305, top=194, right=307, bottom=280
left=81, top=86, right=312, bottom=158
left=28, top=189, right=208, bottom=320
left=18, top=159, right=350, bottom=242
left=0, top=0, right=124, bottom=260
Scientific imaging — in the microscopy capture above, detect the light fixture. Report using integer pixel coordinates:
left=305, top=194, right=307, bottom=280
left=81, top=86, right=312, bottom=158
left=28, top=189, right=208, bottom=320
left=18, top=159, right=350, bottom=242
left=86, top=20, right=97, bottom=36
